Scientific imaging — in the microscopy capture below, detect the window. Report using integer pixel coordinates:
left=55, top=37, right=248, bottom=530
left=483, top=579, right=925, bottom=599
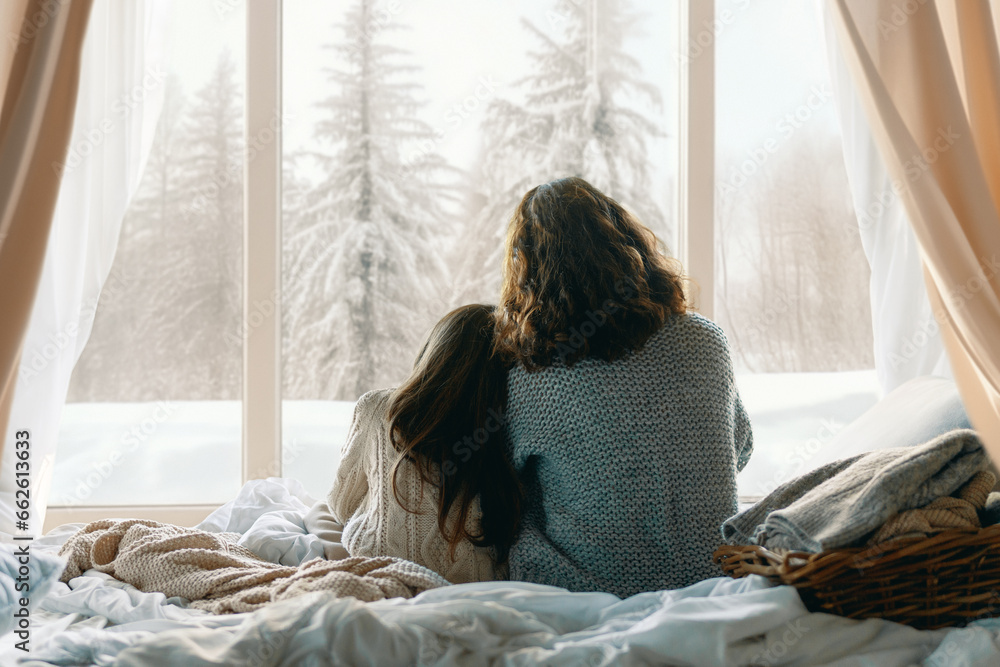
left=713, top=0, right=879, bottom=499
left=52, top=0, right=879, bottom=520
left=53, top=0, right=246, bottom=512
left=281, top=0, right=679, bottom=498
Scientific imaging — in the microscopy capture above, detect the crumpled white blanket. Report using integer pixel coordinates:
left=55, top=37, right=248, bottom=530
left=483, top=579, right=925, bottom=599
left=0, top=478, right=321, bottom=664
left=196, top=477, right=334, bottom=566
left=19, top=577, right=1000, bottom=666
left=0, top=543, right=65, bottom=635
left=7, top=478, right=1000, bottom=666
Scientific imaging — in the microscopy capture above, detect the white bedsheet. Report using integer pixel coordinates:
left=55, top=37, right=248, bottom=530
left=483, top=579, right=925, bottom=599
left=195, top=477, right=330, bottom=567
left=0, top=544, right=65, bottom=637
left=3, top=478, right=1000, bottom=666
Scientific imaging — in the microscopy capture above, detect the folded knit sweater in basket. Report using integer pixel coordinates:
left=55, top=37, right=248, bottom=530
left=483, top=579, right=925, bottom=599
left=722, top=429, right=989, bottom=552
left=867, top=469, right=995, bottom=543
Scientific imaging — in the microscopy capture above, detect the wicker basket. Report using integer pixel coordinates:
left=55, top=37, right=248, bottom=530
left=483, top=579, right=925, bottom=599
left=713, top=524, right=1000, bottom=629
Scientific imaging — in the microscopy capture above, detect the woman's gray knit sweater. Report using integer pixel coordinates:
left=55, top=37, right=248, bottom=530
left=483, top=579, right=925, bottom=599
left=506, top=312, right=753, bottom=598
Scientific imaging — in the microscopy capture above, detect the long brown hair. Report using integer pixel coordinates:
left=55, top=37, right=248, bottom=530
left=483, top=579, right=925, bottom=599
left=496, top=177, right=688, bottom=369
left=387, top=304, right=521, bottom=563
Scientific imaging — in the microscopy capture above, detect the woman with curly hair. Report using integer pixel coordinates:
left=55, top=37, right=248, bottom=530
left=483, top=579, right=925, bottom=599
left=496, top=177, right=753, bottom=597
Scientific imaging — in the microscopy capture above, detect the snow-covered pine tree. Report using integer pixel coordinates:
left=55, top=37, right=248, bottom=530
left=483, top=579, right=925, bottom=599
left=284, top=0, right=457, bottom=400
left=152, top=51, right=243, bottom=399
left=127, top=74, right=187, bottom=235
left=452, top=0, right=668, bottom=306
left=69, top=54, right=245, bottom=402
left=67, top=75, right=189, bottom=402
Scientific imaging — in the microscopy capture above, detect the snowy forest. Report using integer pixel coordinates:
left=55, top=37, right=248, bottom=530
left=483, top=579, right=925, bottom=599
left=67, top=0, right=873, bottom=405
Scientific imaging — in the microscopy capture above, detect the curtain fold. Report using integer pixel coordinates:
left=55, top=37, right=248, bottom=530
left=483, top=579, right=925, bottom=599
left=0, top=0, right=94, bottom=530
left=0, top=1, right=31, bottom=113
left=0, top=0, right=168, bottom=536
left=826, top=0, right=1000, bottom=461
left=822, top=10, right=952, bottom=394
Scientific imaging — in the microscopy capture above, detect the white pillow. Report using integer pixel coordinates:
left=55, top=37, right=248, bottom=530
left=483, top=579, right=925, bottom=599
left=806, top=375, right=971, bottom=469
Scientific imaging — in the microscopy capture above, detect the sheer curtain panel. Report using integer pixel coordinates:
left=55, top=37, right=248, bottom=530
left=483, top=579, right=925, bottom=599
left=822, top=2, right=952, bottom=395
left=0, top=0, right=94, bottom=537
left=827, top=0, right=1000, bottom=462
left=0, top=0, right=168, bottom=535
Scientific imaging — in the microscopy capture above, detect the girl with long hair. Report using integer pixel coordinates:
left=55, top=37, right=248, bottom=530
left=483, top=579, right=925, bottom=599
left=305, top=304, right=521, bottom=583
left=495, top=177, right=753, bottom=597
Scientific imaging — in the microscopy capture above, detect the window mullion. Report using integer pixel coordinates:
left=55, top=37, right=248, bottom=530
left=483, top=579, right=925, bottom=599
left=677, top=0, right=715, bottom=318
left=244, top=0, right=283, bottom=482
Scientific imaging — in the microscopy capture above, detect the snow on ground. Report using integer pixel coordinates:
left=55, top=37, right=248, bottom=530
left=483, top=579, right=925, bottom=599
left=735, top=370, right=881, bottom=499
left=280, top=400, right=357, bottom=501
left=50, top=370, right=881, bottom=507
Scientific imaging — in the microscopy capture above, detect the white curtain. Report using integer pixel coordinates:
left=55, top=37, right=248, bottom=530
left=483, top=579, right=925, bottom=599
left=0, top=0, right=169, bottom=535
left=820, top=0, right=1000, bottom=462
left=819, top=2, right=952, bottom=395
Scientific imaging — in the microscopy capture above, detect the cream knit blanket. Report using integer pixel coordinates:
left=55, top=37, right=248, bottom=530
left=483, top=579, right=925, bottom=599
left=867, top=470, right=996, bottom=544
left=58, top=519, right=449, bottom=614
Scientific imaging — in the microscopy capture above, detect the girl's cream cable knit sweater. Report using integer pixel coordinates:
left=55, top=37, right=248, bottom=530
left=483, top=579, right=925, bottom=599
left=306, top=388, right=498, bottom=584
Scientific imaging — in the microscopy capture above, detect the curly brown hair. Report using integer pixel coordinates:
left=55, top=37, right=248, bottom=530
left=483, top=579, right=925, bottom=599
left=495, top=177, right=688, bottom=369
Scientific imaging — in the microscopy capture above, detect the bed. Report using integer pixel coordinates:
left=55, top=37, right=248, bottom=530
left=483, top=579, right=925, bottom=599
left=4, top=478, right=1000, bottom=666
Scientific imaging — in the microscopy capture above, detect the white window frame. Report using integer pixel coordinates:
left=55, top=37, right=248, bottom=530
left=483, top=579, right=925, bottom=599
left=45, top=0, right=714, bottom=529
left=243, top=0, right=283, bottom=487
left=677, top=0, right=715, bottom=319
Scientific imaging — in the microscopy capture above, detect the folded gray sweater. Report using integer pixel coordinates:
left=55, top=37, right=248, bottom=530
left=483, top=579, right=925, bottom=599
left=723, top=429, right=988, bottom=552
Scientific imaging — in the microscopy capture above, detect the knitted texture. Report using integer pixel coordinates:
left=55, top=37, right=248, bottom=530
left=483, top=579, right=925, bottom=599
left=325, top=388, right=498, bottom=584
left=506, top=313, right=752, bottom=598
left=723, top=429, right=988, bottom=552
left=867, top=470, right=995, bottom=544
left=58, top=519, right=448, bottom=614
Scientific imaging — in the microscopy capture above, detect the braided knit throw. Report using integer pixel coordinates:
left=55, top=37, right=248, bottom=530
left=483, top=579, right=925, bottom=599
left=868, top=470, right=996, bottom=544
left=58, top=519, right=449, bottom=614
